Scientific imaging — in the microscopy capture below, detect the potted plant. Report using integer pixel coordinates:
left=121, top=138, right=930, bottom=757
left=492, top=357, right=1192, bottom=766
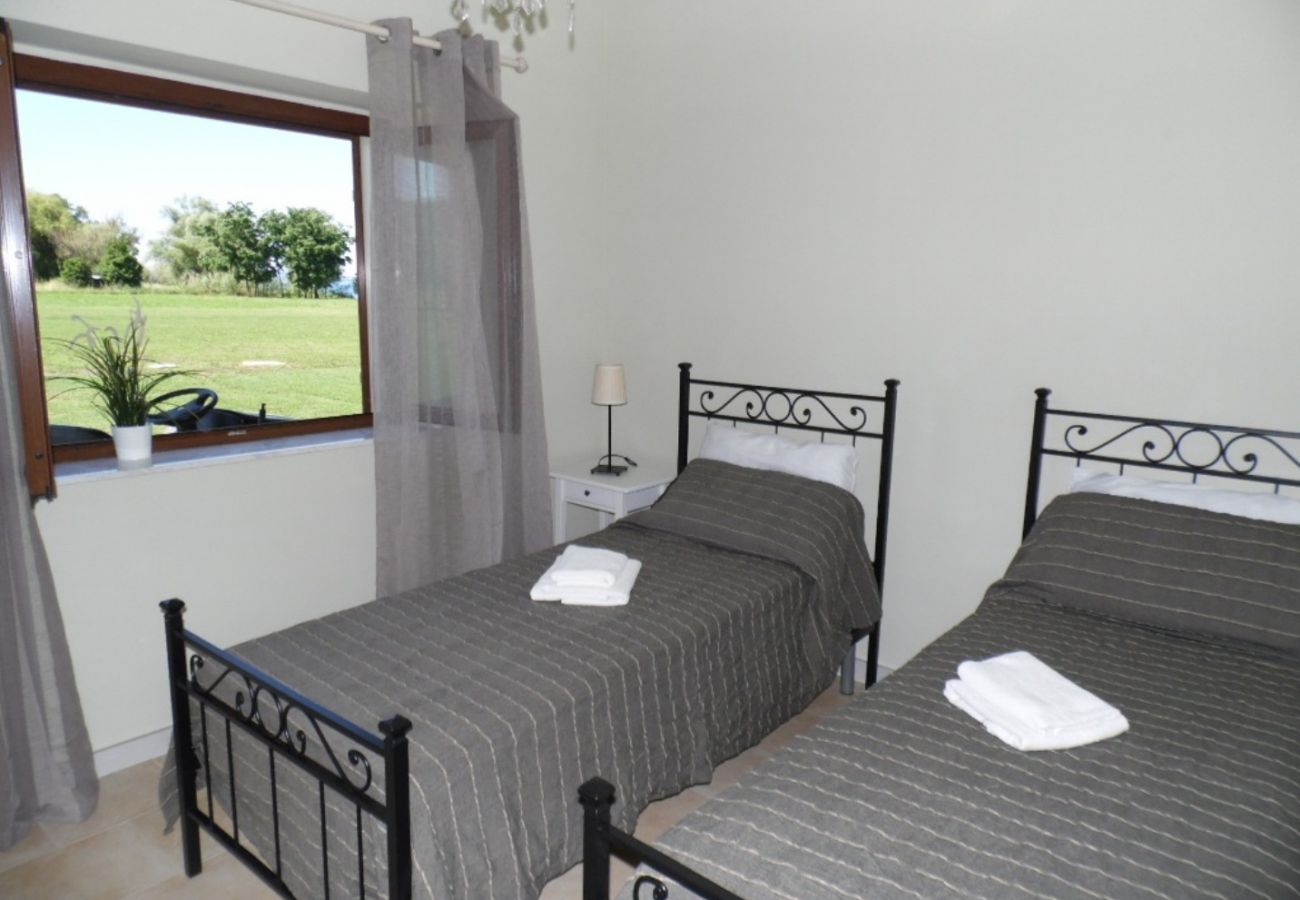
left=57, top=301, right=187, bottom=467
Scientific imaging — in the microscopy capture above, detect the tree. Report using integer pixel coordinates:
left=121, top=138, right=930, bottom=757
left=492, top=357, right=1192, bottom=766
left=26, top=192, right=86, bottom=280
left=25, top=193, right=137, bottom=281
left=100, top=234, right=144, bottom=286
left=60, top=256, right=92, bottom=287
left=279, top=207, right=351, bottom=298
left=150, top=196, right=222, bottom=280
left=30, top=230, right=61, bottom=281
left=257, top=209, right=289, bottom=292
left=60, top=216, right=130, bottom=272
left=199, top=202, right=277, bottom=294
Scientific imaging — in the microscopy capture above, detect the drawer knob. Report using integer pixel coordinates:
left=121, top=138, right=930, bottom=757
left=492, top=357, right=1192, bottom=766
left=583, top=489, right=591, bottom=497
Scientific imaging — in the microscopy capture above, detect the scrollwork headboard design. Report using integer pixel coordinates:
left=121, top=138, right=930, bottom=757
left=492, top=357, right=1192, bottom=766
left=1023, top=388, right=1300, bottom=537
left=676, top=364, right=895, bottom=463
left=675, top=362, right=900, bottom=587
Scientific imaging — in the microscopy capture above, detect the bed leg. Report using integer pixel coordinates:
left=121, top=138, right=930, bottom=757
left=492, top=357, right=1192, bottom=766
left=865, top=621, right=881, bottom=689
left=839, top=646, right=856, bottom=695
left=381, top=715, right=414, bottom=900
left=160, top=599, right=202, bottom=878
left=579, top=778, right=615, bottom=900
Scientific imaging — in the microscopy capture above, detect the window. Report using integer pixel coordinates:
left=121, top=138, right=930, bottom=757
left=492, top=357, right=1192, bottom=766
left=0, top=25, right=371, bottom=499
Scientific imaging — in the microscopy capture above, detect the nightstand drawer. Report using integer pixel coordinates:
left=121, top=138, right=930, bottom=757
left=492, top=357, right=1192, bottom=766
left=563, top=479, right=618, bottom=511
left=549, top=461, right=674, bottom=543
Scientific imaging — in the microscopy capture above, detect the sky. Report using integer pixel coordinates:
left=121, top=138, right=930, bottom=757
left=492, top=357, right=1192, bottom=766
left=16, top=89, right=357, bottom=276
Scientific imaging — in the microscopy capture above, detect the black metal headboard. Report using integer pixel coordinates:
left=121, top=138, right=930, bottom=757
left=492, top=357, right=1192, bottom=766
left=675, top=362, right=900, bottom=588
left=1023, top=387, right=1300, bottom=537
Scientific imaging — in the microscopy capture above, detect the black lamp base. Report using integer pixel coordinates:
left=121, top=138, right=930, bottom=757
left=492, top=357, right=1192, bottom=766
left=593, top=403, right=628, bottom=476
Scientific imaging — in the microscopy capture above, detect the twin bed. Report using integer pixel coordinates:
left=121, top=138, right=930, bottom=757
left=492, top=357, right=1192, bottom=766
left=581, top=392, right=1300, bottom=900
left=158, top=364, right=899, bottom=899
left=158, top=371, right=1300, bottom=900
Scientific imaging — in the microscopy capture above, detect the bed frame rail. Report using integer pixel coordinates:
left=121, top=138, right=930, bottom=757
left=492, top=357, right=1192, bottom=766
left=159, top=364, right=897, bottom=899
left=1024, top=388, right=1300, bottom=537
left=582, top=388, right=1300, bottom=900
left=580, top=778, right=741, bottom=900
left=676, top=363, right=899, bottom=691
left=161, top=599, right=412, bottom=899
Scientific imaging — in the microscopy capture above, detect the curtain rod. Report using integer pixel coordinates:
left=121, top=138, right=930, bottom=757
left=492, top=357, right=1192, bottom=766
left=227, top=0, right=529, bottom=72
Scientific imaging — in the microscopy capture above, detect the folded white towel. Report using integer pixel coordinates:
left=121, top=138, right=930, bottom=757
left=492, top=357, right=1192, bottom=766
left=544, top=545, right=631, bottom=588
left=944, top=650, right=1128, bottom=751
left=530, top=558, right=642, bottom=607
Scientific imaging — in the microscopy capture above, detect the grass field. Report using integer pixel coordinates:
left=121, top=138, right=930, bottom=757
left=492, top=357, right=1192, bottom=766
left=37, top=289, right=363, bottom=432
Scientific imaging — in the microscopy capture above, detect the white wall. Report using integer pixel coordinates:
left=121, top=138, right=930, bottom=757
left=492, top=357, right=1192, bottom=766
left=34, top=442, right=376, bottom=750
left=596, top=0, right=1300, bottom=668
left=6, top=0, right=612, bottom=755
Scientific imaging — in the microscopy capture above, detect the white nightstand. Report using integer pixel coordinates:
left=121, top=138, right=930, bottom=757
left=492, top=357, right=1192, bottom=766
left=549, top=460, right=676, bottom=544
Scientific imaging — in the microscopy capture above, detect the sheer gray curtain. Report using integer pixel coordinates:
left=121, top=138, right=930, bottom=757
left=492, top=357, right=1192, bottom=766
left=367, top=23, right=551, bottom=594
left=0, top=280, right=97, bottom=850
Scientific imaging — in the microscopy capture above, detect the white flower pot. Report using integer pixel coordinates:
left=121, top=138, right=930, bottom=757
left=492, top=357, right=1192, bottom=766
left=112, top=424, right=153, bottom=468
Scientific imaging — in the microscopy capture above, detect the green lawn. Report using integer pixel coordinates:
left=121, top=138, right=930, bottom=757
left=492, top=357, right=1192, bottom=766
left=37, top=289, right=364, bottom=431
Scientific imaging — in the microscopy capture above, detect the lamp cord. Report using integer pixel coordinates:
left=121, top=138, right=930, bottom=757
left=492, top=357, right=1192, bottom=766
left=596, top=453, right=638, bottom=467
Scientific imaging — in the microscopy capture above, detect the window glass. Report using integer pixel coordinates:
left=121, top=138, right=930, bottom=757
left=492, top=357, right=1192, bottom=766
left=16, top=89, right=363, bottom=438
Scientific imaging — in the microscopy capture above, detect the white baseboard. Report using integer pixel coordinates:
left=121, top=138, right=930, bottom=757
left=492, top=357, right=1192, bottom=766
left=94, top=727, right=170, bottom=777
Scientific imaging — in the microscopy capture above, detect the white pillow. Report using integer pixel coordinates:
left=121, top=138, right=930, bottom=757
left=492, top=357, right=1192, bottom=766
left=698, top=423, right=857, bottom=492
left=1069, top=468, right=1300, bottom=525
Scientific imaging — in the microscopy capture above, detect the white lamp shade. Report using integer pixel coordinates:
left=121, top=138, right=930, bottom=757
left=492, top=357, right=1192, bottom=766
left=591, top=363, right=627, bottom=406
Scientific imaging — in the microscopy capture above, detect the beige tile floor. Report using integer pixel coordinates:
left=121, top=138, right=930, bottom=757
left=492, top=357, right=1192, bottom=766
left=0, top=687, right=853, bottom=899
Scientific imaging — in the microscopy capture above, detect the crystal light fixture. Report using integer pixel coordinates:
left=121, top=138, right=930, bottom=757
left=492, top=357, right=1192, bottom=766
left=451, top=0, right=575, bottom=43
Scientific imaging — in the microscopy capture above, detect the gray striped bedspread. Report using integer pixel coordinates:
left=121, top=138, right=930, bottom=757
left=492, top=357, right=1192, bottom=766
left=161, top=460, right=879, bottom=899
left=631, top=494, right=1300, bottom=900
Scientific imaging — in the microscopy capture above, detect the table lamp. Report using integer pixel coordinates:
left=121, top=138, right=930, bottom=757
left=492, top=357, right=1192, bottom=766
left=591, top=363, right=634, bottom=475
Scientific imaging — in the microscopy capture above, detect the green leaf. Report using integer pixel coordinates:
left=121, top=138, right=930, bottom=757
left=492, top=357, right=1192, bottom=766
left=50, top=299, right=195, bottom=427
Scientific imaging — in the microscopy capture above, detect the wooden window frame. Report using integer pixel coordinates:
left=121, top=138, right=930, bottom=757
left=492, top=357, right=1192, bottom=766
left=2, top=42, right=373, bottom=494
left=0, top=24, right=52, bottom=499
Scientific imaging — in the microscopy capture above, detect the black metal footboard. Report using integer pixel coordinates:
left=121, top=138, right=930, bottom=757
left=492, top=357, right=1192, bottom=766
left=579, top=778, right=742, bottom=900
left=161, top=600, right=412, bottom=899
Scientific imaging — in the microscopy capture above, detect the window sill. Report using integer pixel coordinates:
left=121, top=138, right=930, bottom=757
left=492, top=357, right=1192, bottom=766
left=54, top=428, right=373, bottom=486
